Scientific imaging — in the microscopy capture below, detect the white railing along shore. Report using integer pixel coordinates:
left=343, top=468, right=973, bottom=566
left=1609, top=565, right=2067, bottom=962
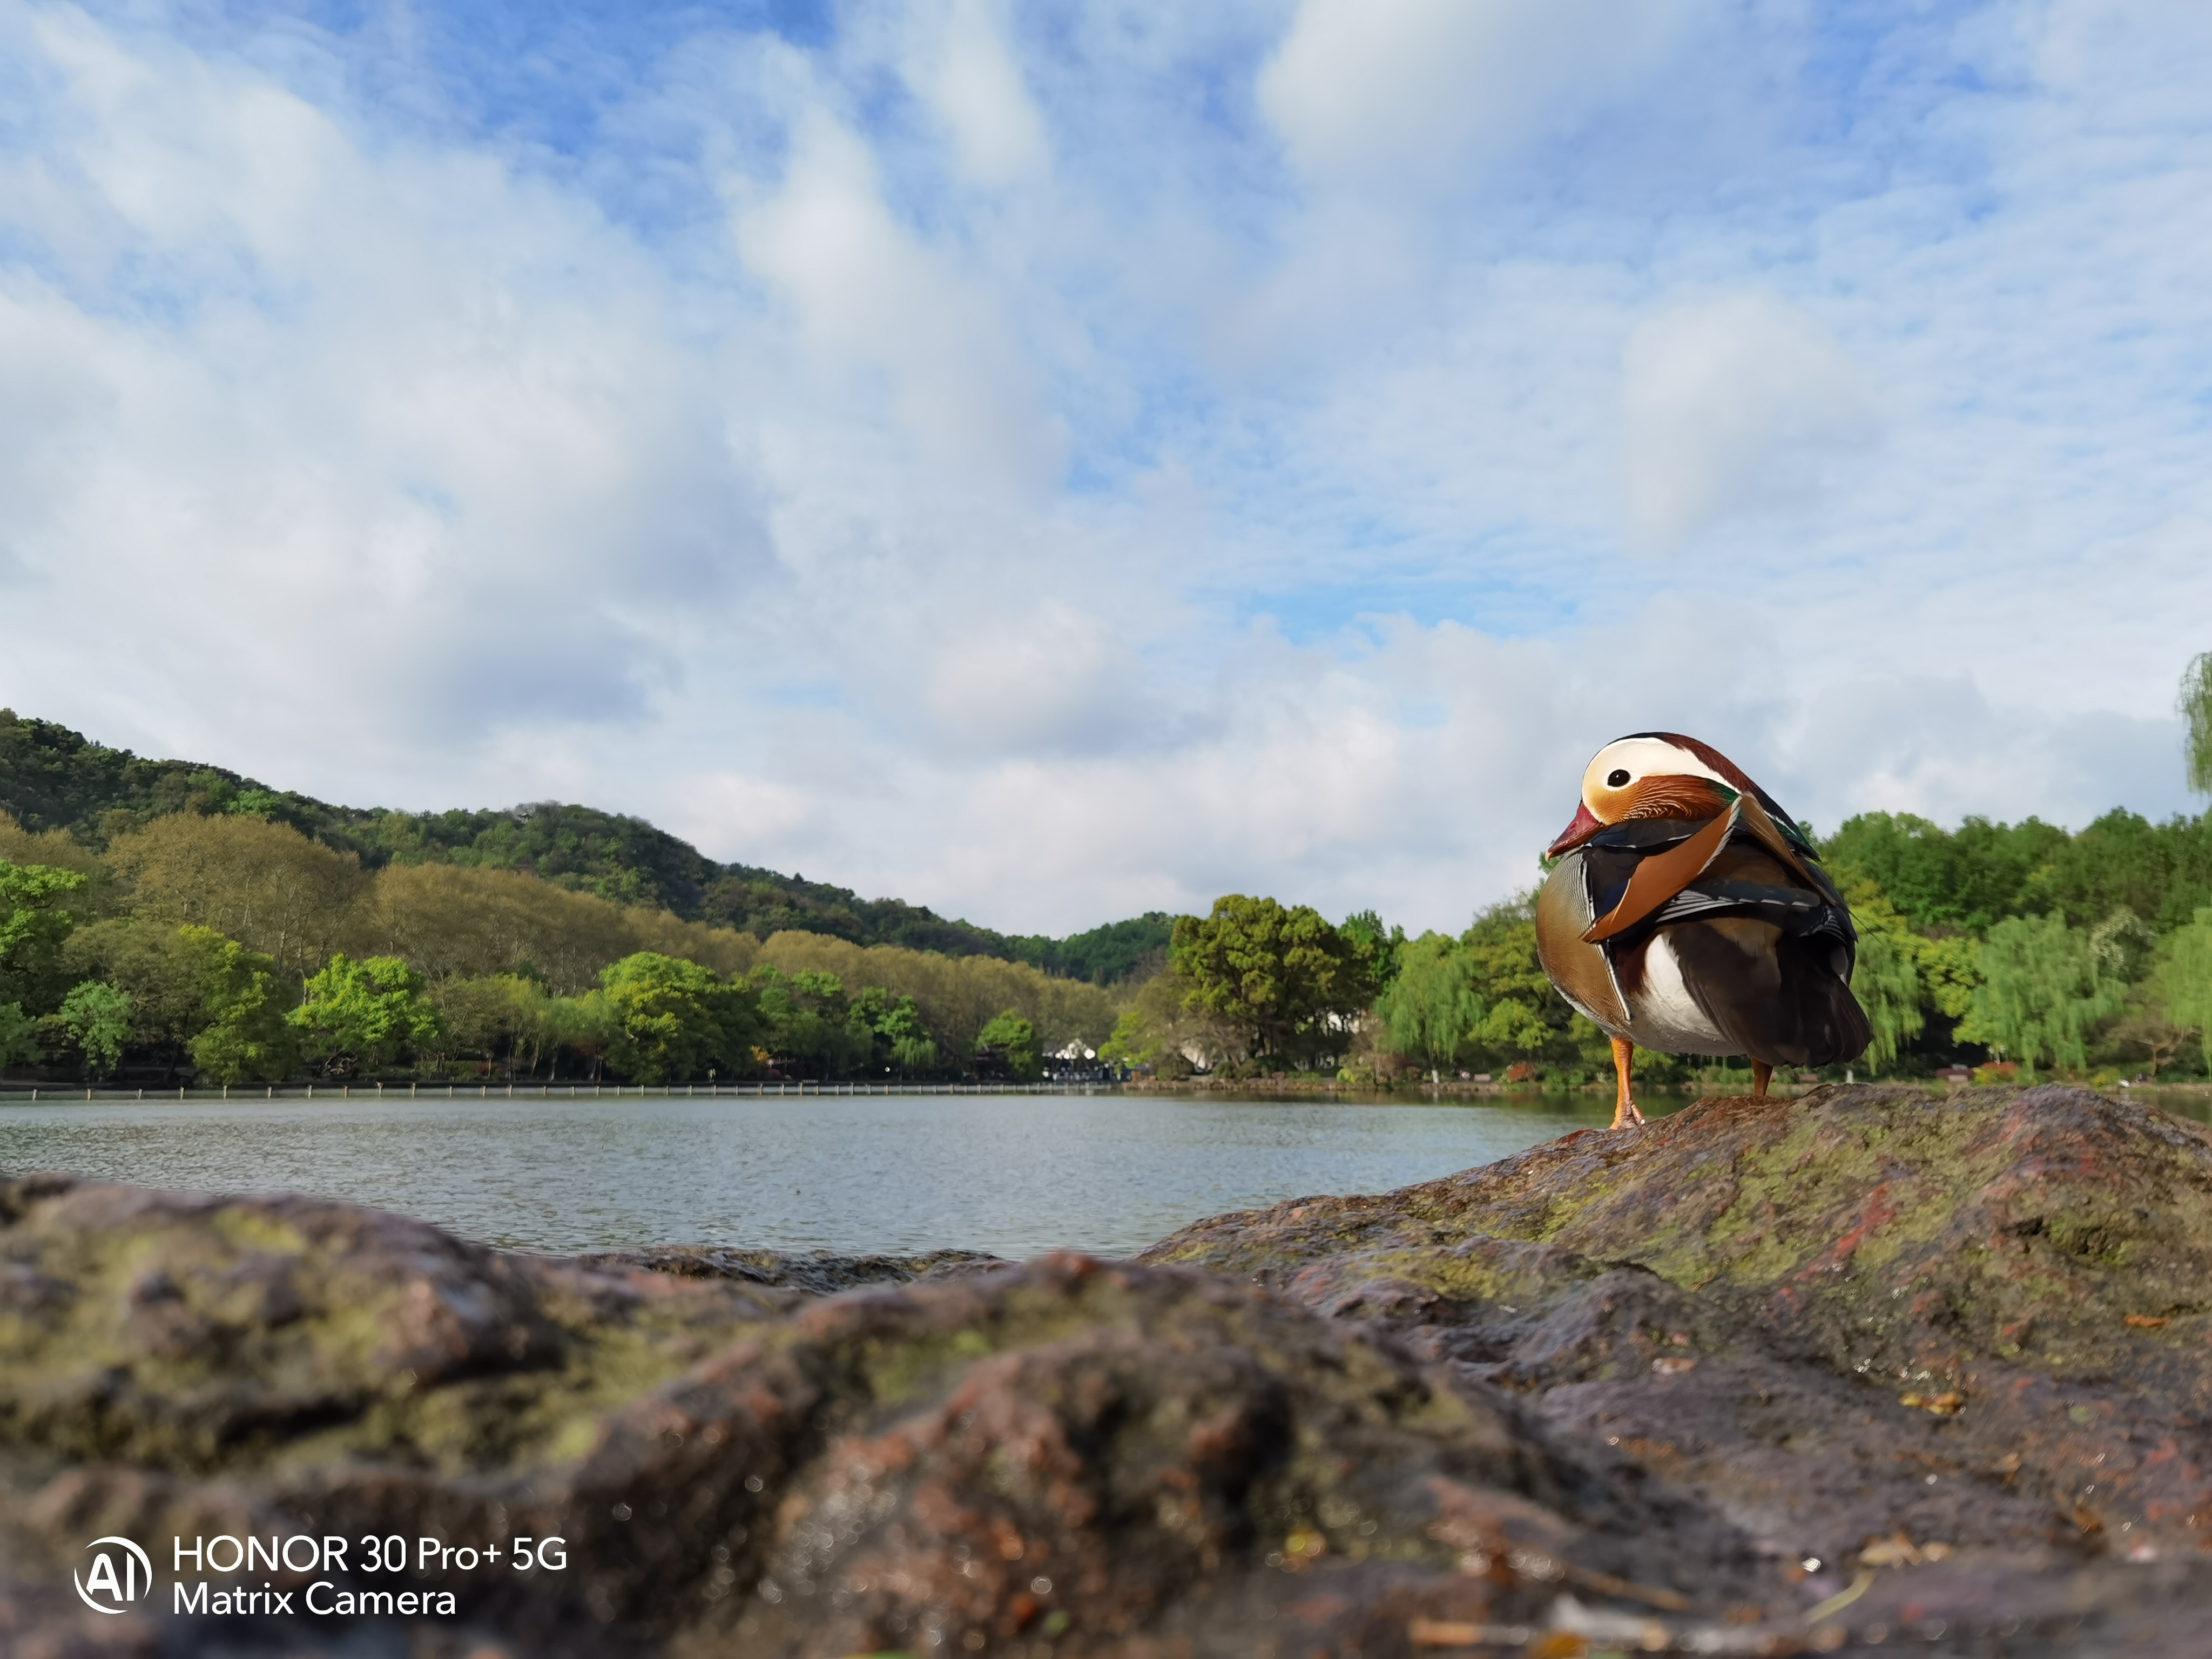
left=0, top=1078, right=1123, bottom=1103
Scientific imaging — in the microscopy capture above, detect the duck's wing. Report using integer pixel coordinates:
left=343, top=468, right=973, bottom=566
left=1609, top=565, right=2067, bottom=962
left=1657, top=840, right=1871, bottom=1069
left=1580, top=807, right=1739, bottom=945
left=1535, top=851, right=1630, bottom=1034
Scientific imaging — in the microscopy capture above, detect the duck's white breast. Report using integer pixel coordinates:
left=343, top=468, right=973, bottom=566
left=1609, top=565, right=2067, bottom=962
left=1623, top=933, right=1737, bottom=1057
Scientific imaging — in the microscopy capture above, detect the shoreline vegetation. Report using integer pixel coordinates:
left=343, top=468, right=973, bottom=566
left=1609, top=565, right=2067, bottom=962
left=4, top=705, right=2212, bottom=1096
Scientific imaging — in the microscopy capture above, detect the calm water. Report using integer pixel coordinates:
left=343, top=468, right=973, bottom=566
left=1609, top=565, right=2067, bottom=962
left=0, top=1090, right=1617, bottom=1259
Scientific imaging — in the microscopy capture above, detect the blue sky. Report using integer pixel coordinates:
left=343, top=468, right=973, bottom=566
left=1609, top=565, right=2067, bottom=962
left=2, top=0, right=2209, bottom=933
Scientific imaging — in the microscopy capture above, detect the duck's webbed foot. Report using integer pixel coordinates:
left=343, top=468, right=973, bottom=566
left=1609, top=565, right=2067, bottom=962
left=1609, top=1037, right=1644, bottom=1130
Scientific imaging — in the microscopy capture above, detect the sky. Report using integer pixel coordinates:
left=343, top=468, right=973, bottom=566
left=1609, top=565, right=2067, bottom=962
left=1, top=0, right=2209, bottom=936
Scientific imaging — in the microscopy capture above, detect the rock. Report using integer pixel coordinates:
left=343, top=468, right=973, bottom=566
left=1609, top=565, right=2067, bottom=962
left=587, top=1243, right=1009, bottom=1297
left=5, top=1084, right=2212, bottom=1654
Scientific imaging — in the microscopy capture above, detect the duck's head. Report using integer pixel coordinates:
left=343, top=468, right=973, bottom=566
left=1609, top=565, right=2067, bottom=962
left=1545, top=732, right=1762, bottom=857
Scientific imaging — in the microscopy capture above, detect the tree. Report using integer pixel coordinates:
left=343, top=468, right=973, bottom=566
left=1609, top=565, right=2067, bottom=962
left=1957, top=914, right=2125, bottom=1078
left=0, top=1000, right=40, bottom=1072
left=60, top=921, right=298, bottom=1083
left=430, top=974, right=553, bottom=1077
left=545, top=990, right=618, bottom=1080
left=1837, top=880, right=1924, bottom=1074
left=849, top=986, right=939, bottom=1076
left=187, top=936, right=299, bottom=1084
left=1338, top=911, right=1406, bottom=995
left=2182, top=651, right=2212, bottom=797
left=1169, top=896, right=1373, bottom=1067
left=748, top=965, right=868, bottom=1078
left=50, top=981, right=131, bottom=1078
left=0, top=858, right=86, bottom=1011
left=601, top=952, right=756, bottom=1084
left=1851, top=929, right=1924, bottom=1075
left=106, top=813, right=366, bottom=981
left=974, top=1013, right=1041, bottom=1081
left=1456, top=895, right=1599, bottom=1076
left=1373, top=933, right=1484, bottom=1072
left=2154, top=907, right=2212, bottom=1073
left=290, top=953, right=442, bottom=1077
left=1824, top=813, right=2069, bottom=933
left=1097, top=969, right=1234, bottom=1077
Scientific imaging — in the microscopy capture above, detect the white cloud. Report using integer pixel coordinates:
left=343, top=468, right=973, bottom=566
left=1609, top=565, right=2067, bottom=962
left=1, top=0, right=2209, bottom=942
left=734, top=108, right=1063, bottom=488
left=898, top=0, right=1051, bottom=189
left=1620, top=292, right=1883, bottom=546
left=1257, top=0, right=1705, bottom=187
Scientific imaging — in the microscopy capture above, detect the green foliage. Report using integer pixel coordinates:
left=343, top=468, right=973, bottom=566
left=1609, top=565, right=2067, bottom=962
left=1850, top=929, right=1924, bottom=1075
left=849, top=986, right=939, bottom=1075
left=185, top=929, right=299, bottom=1084
left=291, top=953, right=442, bottom=1078
left=974, top=1012, right=1042, bottom=1081
left=0, top=1000, right=40, bottom=1070
left=1835, top=879, right=1923, bottom=1074
left=1006, top=913, right=1176, bottom=984
left=2155, top=908, right=2212, bottom=1072
left=1169, top=896, right=1377, bottom=1067
left=1824, top=812, right=2071, bottom=933
left=1096, top=1008, right=1155, bottom=1068
left=429, top=974, right=555, bottom=1076
left=1096, top=970, right=1223, bottom=1076
left=1915, top=934, right=1981, bottom=1022
left=1373, top=933, right=1483, bottom=1070
left=545, top=991, right=618, bottom=1077
left=1957, top=914, right=2126, bottom=1078
left=1338, top=910, right=1406, bottom=994
left=52, top=980, right=131, bottom=1077
left=0, top=858, right=86, bottom=1011
left=1459, top=896, right=1594, bottom=1071
left=747, top=965, right=866, bottom=1078
left=2183, top=652, right=2212, bottom=797
left=601, top=953, right=757, bottom=1084
left=1824, top=807, right=2212, bottom=936
left=2088, top=907, right=2157, bottom=983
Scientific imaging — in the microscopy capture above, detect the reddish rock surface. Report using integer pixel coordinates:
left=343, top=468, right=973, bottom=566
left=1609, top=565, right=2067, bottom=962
left=6, top=1084, right=2212, bottom=1655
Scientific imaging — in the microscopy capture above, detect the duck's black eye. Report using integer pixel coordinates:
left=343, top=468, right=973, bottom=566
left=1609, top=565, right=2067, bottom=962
left=1606, top=768, right=1631, bottom=788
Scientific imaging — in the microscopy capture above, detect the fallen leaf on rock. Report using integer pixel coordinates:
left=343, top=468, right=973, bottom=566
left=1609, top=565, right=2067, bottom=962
left=1858, top=1534, right=1924, bottom=1566
left=1898, top=1390, right=1964, bottom=1414
left=2125, top=1314, right=2171, bottom=1328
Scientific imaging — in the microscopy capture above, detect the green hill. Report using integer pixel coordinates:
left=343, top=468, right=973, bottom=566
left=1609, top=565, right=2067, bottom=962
left=0, top=709, right=1169, bottom=980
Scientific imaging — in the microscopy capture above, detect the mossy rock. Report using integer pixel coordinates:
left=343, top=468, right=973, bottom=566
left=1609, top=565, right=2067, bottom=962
left=12, top=1086, right=2212, bottom=1655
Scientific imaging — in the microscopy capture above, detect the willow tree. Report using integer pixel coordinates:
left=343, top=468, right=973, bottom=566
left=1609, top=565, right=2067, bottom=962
left=1374, top=933, right=1483, bottom=1072
left=1958, top=914, right=2124, bottom=1078
left=1850, top=930, right=1924, bottom=1074
left=2156, top=908, right=2212, bottom=1073
left=2183, top=651, right=2212, bottom=797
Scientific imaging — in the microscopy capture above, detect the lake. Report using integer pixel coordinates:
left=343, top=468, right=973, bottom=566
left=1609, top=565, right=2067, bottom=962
left=0, top=1089, right=1623, bottom=1259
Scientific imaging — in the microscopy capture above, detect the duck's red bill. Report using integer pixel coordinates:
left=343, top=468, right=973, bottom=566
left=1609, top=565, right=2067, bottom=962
left=1546, top=801, right=1602, bottom=857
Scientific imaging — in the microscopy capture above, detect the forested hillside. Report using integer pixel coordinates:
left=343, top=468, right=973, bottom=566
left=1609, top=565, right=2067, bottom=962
left=0, top=709, right=1168, bottom=975
left=9, top=703, right=2212, bottom=1092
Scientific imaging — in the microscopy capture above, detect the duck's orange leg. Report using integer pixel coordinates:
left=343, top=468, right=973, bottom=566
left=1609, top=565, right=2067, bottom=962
left=1610, top=1037, right=1644, bottom=1129
left=1752, top=1060, right=1773, bottom=1098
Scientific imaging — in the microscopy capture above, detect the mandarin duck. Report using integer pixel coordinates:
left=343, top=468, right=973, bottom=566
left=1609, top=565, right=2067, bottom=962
left=1535, top=733, right=1870, bottom=1129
